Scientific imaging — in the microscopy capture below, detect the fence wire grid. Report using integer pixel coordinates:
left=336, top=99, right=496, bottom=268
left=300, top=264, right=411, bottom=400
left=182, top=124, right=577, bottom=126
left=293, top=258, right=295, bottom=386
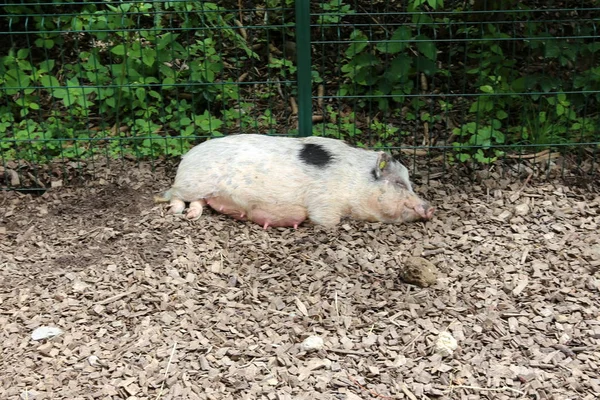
left=1, top=0, right=599, bottom=191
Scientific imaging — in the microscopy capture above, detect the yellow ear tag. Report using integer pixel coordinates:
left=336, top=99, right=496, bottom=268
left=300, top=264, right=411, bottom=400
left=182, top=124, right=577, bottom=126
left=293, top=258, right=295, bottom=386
left=379, top=160, right=387, bottom=170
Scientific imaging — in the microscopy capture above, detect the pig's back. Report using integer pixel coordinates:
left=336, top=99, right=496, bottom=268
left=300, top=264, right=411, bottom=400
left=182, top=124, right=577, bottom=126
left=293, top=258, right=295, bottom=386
left=175, top=134, right=312, bottom=205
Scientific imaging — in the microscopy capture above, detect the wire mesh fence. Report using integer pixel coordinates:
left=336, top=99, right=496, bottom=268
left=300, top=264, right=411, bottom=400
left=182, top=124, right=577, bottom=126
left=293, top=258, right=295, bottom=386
left=1, top=0, right=599, bottom=191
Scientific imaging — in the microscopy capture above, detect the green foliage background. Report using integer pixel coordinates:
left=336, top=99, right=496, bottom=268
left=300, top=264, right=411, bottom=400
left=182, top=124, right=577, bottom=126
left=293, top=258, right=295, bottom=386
left=0, top=0, right=599, bottom=165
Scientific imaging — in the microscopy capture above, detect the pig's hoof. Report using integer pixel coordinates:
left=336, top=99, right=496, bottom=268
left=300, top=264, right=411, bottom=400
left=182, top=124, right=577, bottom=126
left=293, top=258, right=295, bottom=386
left=186, top=209, right=202, bottom=220
left=169, top=199, right=186, bottom=215
left=186, top=200, right=204, bottom=220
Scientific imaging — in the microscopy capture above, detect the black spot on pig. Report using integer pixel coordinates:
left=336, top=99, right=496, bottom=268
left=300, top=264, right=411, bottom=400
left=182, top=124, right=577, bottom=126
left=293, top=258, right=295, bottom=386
left=299, top=143, right=333, bottom=167
left=371, top=168, right=379, bottom=180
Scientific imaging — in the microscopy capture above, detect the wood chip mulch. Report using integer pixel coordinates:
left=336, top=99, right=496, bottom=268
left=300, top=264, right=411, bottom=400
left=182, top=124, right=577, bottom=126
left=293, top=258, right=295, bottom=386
left=1, top=160, right=599, bottom=400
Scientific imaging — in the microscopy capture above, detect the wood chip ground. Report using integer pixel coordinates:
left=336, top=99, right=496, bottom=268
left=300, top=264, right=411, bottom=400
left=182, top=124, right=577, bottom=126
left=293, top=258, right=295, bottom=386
left=1, top=161, right=599, bottom=399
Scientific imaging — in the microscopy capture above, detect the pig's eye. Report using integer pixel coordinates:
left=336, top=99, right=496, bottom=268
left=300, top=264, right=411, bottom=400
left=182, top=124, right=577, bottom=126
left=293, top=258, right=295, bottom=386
left=395, top=180, right=407, bottom=189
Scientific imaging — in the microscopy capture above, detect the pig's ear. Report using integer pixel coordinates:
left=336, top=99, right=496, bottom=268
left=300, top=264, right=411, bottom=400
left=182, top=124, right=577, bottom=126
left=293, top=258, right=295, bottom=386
left=374, top=152, right=392, bottom=178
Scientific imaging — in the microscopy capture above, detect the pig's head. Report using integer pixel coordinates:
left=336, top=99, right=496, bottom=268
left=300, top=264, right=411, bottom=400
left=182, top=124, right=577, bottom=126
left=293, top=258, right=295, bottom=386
left=370, top=152, right=435, bottom=223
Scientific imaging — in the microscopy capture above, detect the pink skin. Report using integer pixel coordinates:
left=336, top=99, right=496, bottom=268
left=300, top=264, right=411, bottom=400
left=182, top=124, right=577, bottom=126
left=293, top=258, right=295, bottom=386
left=416, top=203, right=435, bottom=220
left=168, top=198, right=205, bottom=220
left=371, top=189, right=435, bottom=224
left=397, top=202, right=434, bottom=222
left=248, top=208, right=307, bottom=230
left=171, top=193, right=432, bottom=228
left=205, top=196, right=247, bottom=220
left=206, top=197, right=307, bottom=229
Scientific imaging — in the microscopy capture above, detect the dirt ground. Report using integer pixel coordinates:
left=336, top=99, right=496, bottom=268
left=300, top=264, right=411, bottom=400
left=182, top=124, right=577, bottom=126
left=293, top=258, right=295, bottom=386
left=1, top=159, right=599, bottom=400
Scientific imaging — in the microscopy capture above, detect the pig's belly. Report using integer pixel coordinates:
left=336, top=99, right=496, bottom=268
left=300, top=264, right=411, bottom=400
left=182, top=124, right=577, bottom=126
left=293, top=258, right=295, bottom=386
left=206, top=196, right=307, bottom=227
left=205, top=196, right=247, bottom=220
left=248, top=206, right=308, bottom=228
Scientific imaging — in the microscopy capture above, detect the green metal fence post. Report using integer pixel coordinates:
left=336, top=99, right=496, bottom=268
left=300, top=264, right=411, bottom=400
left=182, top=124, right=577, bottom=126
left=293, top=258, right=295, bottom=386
left=295, top=0, right=312, bottom=137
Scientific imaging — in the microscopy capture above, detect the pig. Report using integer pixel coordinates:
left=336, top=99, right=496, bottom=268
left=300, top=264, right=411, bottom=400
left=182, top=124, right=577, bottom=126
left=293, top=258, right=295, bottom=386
left=155, top=134, right=434, bottom=229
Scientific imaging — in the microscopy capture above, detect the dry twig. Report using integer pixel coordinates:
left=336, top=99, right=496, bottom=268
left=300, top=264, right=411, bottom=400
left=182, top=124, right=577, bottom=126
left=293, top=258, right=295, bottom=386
left=155, top=342, right=178, bottom=399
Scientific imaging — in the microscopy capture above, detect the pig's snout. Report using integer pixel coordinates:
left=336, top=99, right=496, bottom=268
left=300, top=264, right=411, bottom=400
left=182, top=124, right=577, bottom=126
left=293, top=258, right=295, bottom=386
left=415, top=202, right=435, bottom=221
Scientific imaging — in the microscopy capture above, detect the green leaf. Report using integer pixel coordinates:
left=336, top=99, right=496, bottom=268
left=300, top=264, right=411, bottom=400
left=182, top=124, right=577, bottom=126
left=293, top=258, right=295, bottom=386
left=587, top=42, right=600, bottom=53
left=345, top=30, right=368, bottom=58
left=354, top=66, right=379, bottom=85
left=40, top=75, right=60, bottom=88
left=457, top=153, right=471, bottom=162
left=412, top=13, right=433, bottom=25
left=4, top=70, right=31, bottom=94
left=414, top=56, right=437, bottom=75
left=492, top=130, right=505, bottom=143
left=511, top=76, right=537, bottom=92
left=35, top=38, right=55, bottom=49
left=39, top=60, right=55, bottom=73
left=17, top=59, right=32, bottom=71
left=426, top=0, right=443, bottom=9
left=148, top=90, right=161, bottom=100
left=386, top=54, right=412, bottom=82
left=496, top=110, right=508, bottom=119
left=544, top=40, right=563, bottom=58
left=490, top=44, right=503, bottom=55
left=474, top=149, right=495, bottom=164
left=52, top=88, right=68, bottom=99
left=416, top=35, right=437, bottom=61
left=71, top=17, right=83, bottom=32
left=17, top=48, right=29, bottom=59
left=556, top=103, right=565, bottom=116
left=198, top=118, right=212, bottom=132
left=162, top=77, right=175, bottom=89
left=142, top=48, right=156, bottom=67
left=573, top=75, right=588, bottom=89
left=136, top=87, right=146, bottom=102
left=539, top=77, right=557, bottom=92
left=111, top=45, right=126, bottom=56
left=376, top=27, right=411, bottom=54
left=157, top=33, right=179, bottom=50
left=480, top=85, right=494, bottom=93
left=62, top=94, right=75, bottom=107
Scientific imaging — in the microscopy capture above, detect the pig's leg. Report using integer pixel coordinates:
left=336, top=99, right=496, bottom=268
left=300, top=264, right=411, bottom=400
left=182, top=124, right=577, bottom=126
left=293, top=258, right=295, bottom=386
left=186, top=199, right=206, bottom=220
left=307, top=209, right=342, bottom=227
left=169, top=198, right=186, bottom=215
left=305, top=196, right=342, bottom=227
